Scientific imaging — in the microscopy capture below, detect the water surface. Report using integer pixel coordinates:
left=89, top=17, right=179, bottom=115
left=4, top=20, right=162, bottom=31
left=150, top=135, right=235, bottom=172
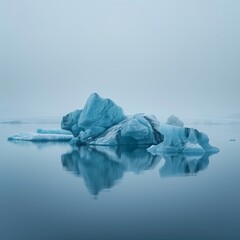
left=0, top=123, right=239, bottom=240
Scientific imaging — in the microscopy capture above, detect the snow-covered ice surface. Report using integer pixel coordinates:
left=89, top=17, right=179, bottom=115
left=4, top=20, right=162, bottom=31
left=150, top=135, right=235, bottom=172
left=61, top=93, right=219, bottom=154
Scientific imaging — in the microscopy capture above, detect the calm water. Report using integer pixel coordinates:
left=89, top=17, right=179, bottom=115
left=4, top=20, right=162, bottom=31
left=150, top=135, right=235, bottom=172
left=0, top=123, right=239, bottom=240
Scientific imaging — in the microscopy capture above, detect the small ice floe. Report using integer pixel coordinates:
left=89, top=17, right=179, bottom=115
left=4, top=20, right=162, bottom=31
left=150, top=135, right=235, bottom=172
left=8, top=132, right=72, bottom=142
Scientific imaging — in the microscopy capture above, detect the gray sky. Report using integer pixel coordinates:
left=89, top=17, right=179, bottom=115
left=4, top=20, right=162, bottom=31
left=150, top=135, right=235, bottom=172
left=0, top=0, right=239, bottom=119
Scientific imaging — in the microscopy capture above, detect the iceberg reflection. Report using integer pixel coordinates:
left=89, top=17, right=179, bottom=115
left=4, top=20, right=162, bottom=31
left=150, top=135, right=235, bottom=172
left=61, top=146, right=160, bottom=195
left=159, top=153, right=211, bottom=177
left=61, top=146, right=217, bottom=195
left=9, top=140, right=69, bottom=149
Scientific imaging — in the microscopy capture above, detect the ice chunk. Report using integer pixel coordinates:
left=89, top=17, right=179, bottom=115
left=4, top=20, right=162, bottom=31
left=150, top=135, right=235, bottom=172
left=166, top=114, right=184, bottom=127
left=61, top=110, right=82, bottom=137
left=37, top=128, right=72, bottom=135
left=147, top=124, right=219, bottom=155
left=8, top=132, right=72, bottom=141
left=61, top=93, right=126, bottom=140
left=78, top=93, right=126, bottom=129
left=91, top=114, right=163, bottom=146
left=61, top=93, right=164, bottom=146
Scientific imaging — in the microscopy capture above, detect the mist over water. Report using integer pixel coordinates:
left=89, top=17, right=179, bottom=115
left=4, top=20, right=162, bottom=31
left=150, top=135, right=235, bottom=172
left=0, top=0, right=240, bottom=118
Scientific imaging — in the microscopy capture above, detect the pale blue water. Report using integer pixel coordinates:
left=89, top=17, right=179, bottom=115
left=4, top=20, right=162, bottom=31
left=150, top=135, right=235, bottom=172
left=0, top=123, right=239, bottom=240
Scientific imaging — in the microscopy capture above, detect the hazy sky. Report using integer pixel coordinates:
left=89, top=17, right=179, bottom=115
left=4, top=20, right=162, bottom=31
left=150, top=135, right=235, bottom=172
left=0, top=0, right=239, bottom=119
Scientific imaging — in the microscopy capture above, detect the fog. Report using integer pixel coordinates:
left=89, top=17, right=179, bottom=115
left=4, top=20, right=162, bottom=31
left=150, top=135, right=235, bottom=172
left=0, top=0, right=239, bottom=119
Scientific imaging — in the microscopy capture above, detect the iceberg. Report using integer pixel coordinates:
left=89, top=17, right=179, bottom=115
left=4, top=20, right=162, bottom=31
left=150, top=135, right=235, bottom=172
left=62, top=93, right=163, bottom=146
left=147, top=124, right=219, bottom=155
left=61, top=93, right=219, bottom=155
left=7, top=93, right=219, bottom=155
